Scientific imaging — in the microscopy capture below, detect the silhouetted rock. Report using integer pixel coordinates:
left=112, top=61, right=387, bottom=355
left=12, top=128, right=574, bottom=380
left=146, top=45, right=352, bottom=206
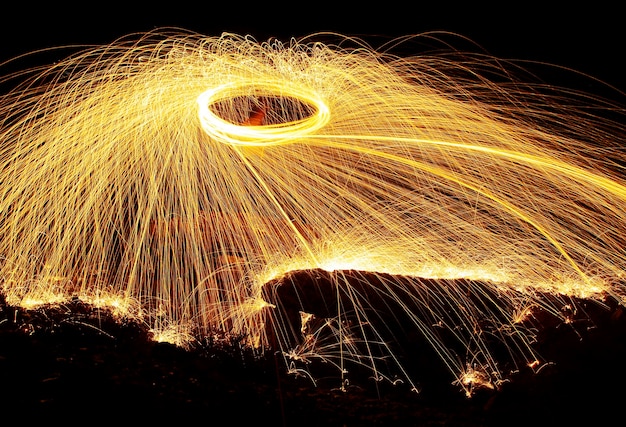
left=1, top=272, right=626, bottom=426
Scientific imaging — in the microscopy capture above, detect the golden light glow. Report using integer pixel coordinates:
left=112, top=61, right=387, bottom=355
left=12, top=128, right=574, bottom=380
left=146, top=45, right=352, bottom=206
left=197, top=81, right=331, bottom=146
left=1, top=29, right=625, bottom=396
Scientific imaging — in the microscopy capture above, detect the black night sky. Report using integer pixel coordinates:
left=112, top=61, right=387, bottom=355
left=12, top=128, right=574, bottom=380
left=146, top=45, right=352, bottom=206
left=1, top=3, right=624, bottom=93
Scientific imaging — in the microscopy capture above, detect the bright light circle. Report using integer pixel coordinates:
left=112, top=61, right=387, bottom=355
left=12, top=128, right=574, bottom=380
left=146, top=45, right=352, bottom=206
left=197, top=81, right=330, bottom=146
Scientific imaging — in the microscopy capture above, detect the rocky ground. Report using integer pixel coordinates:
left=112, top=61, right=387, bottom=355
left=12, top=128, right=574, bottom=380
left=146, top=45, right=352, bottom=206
left=1, top=277, right=625, bottom=426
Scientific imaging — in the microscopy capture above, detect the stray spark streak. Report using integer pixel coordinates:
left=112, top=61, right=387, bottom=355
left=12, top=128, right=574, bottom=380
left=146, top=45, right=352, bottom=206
left=1, top=29, right=625, bottom=396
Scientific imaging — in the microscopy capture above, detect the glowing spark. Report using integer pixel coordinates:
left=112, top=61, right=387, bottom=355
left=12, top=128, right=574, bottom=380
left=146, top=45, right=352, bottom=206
left=1, top=29, right=625, bottom=395
left=455, top=364, right=496, bottom=397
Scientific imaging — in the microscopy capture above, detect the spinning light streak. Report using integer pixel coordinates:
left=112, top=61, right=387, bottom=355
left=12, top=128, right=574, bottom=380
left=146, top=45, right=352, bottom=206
left=1, top=29, right=625, bottom=396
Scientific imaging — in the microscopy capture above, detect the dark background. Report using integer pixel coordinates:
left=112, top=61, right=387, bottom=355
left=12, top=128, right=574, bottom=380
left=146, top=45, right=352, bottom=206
left=0, top=2, right=624, bottom=94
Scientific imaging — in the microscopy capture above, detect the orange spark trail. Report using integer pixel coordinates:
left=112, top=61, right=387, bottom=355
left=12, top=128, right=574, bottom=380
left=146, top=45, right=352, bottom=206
left=1, top=29, right=625, bottom=395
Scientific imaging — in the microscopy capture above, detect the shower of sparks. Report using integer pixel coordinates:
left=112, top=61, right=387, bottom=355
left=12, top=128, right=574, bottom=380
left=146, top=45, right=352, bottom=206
left=1, top=29, right=625, bottom=396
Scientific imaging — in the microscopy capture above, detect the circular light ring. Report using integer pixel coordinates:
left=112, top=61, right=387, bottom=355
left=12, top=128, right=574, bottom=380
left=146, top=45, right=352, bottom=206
left=197, top=81, right=330, bottom=146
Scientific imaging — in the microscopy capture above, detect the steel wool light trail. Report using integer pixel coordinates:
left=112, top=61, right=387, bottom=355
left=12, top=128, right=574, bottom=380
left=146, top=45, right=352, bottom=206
left=1, top=29, right=625, bottom=396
